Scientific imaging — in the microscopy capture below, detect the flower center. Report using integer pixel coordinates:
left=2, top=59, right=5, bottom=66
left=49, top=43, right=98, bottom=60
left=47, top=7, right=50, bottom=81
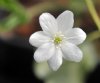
left=54, top=36, right=62, bottom=44
left=50, top=32, right=66, bottom=46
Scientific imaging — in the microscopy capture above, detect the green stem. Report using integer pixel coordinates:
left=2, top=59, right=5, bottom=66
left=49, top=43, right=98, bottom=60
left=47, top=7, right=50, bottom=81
left=86, top=31, right=100, bottom=42
left=85, top=0, right=100, bottom=30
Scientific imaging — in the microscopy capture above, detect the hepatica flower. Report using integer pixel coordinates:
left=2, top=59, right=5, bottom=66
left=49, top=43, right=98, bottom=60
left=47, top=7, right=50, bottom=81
left=29, top=10, right=86, bottom=71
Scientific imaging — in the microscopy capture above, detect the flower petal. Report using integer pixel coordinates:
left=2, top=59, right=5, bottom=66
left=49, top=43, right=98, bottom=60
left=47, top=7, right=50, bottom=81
left=64, top=28, right=86, bottom=45
left=57, top=10, right=74, bottom=32
left=34, top=42, right=55, bottom=62
left=29, top=31, right=50, bottom=47
left=39, top=13, right=58, bottom=35
left=61, top=42, right=83, bottom=62
left=48, top=48, right=63, bottom=71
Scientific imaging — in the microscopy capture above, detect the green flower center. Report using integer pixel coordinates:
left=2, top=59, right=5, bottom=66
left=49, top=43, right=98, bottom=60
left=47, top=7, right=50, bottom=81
left=54, top=37, right=62, bottom=44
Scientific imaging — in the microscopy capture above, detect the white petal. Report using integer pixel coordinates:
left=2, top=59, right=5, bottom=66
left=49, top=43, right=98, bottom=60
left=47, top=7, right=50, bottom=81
left=57, top=10, right=74, bottom=32
left=61, top=42, right=83, bottom=62
left=34, top=42, right=55, bottom=62
left=29, top=31, right=50, bottom=47
left=39, top=13, right=58, bottom=35
left=64, top=28, right=86, bottom=45
left=48, top=48, right=63, bottom=71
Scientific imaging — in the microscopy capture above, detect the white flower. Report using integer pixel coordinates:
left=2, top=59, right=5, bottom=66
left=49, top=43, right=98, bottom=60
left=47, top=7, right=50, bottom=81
left=29, top=10, right=86, bottom=71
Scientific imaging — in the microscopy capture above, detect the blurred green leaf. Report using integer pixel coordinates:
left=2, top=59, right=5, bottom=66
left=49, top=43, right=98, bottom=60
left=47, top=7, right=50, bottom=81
left=68, top=0, right=86, bottom=15
left=0, top=0, right=28, bottom=31
left=34, top=42, right=98, bottom=83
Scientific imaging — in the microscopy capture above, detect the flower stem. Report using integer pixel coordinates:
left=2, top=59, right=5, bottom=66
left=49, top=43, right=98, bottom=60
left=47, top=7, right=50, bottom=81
left=87, top=31, right=100, bottom=42
left=85, top=0, right=100, bottom=30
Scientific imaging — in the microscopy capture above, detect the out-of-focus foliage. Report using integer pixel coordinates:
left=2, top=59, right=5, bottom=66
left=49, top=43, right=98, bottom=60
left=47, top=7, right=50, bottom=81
left=68, top=0, right=86, bottom=15
left=0, top=0, right=28, bottom=31
left=34, top=42, right=97, bottom=83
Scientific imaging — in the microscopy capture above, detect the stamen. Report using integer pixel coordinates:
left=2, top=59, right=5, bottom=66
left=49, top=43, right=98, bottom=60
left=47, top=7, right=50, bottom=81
left=52, top=32, right=66, bottom=45
left=54, top=36, right=62, bottom=44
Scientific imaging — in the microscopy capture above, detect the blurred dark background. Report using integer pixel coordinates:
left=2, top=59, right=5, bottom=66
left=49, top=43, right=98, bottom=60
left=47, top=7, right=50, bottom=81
left=0, top=39, right=43, bottom=83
